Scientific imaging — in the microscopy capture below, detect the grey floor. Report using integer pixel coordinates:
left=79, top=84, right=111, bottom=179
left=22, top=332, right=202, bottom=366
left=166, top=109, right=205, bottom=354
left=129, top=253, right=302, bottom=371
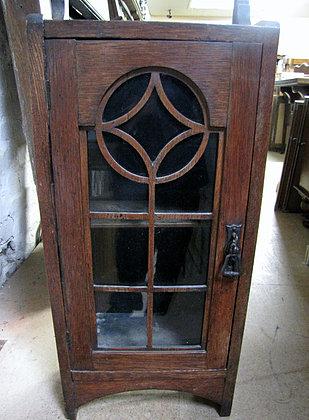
left=0, top=152, right=308, bottom=419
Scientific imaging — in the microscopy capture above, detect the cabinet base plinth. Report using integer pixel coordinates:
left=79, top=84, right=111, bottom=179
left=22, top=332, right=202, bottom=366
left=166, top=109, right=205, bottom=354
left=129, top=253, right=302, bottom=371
left=60, top=369, right=233, bottom=418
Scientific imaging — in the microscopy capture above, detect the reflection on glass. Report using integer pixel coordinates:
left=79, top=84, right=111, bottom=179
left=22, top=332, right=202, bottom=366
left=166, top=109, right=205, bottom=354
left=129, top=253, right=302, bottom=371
left=156, top=133, right=219, bottom=212
left=157, top=134, right=203, bottom=177
left=91, top=222, right=148, bottom=286
left=87, top=130, right=148, bottom=213
left=154, top=221, right=211, bottom=286
left=95, top=292, right=147, bottom=348
left=160, top=73, right=204, bottom=124
left=153, top=292, right=205, bottom=347
left=120, top=89, right=187, bottom=161
left=103, top=73, right=151, bottom=122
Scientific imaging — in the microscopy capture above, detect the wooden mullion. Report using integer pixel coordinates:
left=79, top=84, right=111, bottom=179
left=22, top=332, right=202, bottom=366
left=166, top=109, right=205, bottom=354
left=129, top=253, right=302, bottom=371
left=93, top=286, right=207, bottom=294
left=94, top=285, right=147, bottom=293
left=146, top=181, right=155, bottom=349
left=90, top=219, right=148, bottom=228
left=152, top=345, right=202, bottom=351
left=201, top=131, right=224, bottom=349
left=79, top=130, right=98, bottom=350
left=90, top=219, right=212, bottom=228
left=153, top=285, right=207, bottom=293
left=155, top=212, right=213, bottom=220
left=95, top=347, right=147, bottom=352
left=89, top=212, right=212, bottom=221
left=90, top=212, right=149, bottom=220
left=94, top=345, right=202, bottom=352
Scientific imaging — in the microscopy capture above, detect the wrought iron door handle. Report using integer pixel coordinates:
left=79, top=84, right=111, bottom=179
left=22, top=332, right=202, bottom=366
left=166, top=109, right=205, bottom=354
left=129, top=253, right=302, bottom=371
left=221, top=224, right=242, bottom=278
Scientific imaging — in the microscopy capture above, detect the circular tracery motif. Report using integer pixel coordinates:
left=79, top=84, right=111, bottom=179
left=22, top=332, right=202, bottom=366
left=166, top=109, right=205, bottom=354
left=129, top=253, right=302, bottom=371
left=95, top=69, right=211, bottom=184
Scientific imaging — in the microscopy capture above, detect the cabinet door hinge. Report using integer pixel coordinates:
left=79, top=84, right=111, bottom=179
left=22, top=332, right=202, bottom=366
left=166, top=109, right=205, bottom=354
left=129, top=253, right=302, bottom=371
left=66, top=331, right=72, bottom=350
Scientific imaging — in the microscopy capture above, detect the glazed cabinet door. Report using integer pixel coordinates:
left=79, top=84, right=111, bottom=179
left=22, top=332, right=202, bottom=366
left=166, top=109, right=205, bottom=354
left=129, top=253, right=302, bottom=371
left=46, top=39, right=262, bottom=371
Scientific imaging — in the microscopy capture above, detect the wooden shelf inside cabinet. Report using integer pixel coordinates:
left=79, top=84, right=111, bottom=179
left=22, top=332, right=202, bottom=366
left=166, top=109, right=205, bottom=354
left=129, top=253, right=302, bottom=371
left=27, top=16, right=279, bottom=420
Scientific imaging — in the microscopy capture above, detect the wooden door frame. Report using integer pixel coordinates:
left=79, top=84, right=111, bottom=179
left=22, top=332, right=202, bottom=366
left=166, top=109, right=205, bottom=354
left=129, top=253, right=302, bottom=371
left=45, top=37, right=262, bottom=372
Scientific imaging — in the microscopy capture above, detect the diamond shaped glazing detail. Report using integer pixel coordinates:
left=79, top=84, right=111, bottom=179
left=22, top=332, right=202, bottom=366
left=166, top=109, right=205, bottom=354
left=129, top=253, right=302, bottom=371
left=95, top=69, right=212, bottom=184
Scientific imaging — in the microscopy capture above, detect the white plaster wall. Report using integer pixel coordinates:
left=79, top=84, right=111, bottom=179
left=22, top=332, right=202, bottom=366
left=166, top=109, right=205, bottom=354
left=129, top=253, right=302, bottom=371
left=0, top=11, right=40, bottom=286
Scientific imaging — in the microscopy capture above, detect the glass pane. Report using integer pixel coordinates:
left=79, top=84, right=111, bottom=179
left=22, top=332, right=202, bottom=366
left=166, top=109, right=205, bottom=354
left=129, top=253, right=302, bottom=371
left=157, top=133, right=203, bottom=177
left=155, top=133, right=219, bottom=212
left=154, top=221, right=211, bottom=286
left=103, top=73, right=151, bottom=122
left=91, top=221, right=148, bottom=286
left=95, top=292, right=147, bottom=348
left=160, top=73, right=204, bottom=124
left=88, top=130, right=148, bottom=213
left=120, top=89, right=187, bottom=161
left=103, top=132, right=148, bottom=177
left=153, top=292, right=205, bottom=347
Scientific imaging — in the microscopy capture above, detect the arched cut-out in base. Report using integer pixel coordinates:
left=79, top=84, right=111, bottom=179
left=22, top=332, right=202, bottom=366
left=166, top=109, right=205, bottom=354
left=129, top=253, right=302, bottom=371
left=65, top=371, right=226, bottom=419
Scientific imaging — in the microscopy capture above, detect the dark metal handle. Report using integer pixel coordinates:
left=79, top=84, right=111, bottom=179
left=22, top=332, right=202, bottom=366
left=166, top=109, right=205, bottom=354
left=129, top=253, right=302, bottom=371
left=221, top=224, right=242, bottom=278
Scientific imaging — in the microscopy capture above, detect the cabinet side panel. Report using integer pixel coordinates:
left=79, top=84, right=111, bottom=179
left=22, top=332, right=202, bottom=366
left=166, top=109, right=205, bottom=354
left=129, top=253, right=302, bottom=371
left=46, top=39, right=93, bottom=369
left=206, top=42, right=262, bottom=368
left=26, top=17, right=76, bottom=414
left=220, top=32, right=279, bottom=416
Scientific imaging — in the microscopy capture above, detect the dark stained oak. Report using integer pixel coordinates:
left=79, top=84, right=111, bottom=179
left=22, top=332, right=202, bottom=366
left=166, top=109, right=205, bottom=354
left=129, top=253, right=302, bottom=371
left=0, top=1, right=40, bottom=173
left=76, top=41, right=231, bottom=128
left=46, top=39, right=94, bottom=370
left=206, top=42, right=263, bottom=368
left=27, top=17, right=279, bottom=420
left=220, top=29, right=279, bottom=416
left=74, top=371, right=225, bottom=410
left=43, top=19, right=278, bottom=43
left=26, top=15, right=76, bottom=417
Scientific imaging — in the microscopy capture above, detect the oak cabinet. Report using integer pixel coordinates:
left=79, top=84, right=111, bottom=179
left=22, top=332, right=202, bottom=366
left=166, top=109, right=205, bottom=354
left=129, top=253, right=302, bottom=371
left=27, top=18, right=279, bottom=419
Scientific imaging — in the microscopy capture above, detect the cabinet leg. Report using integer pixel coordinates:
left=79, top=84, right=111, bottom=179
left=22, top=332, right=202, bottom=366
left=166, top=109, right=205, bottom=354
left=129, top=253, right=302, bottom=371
left=65, top=407, right=77, bottom=420
left=218, top=400, right=232, bottom=417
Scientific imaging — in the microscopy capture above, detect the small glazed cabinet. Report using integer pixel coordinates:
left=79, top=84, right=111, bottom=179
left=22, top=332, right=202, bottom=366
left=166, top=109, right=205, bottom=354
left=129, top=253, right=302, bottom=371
left=27, top=17, right=279, bottom=419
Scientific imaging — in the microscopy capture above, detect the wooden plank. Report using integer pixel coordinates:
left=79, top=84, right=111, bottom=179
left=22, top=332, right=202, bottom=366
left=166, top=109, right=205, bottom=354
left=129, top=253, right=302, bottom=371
left=43, top=19, right=279, bottom=44
left=75, top=41, right=232, bottom=128
left=93, top=285, right=207, bottom=293
left=1, top=1, right=40, bottom=173
left=220, top=31, right=279, bottom=416
left=94, top=285, right=148, bottom=293
left=90, top=211, right=148, bottom=220
left=74, top=371, right=225, bottom=409
left=206, top=42, right=263, bottom=368
left=93, top=350, right=211, bottom=371
left=46, top=39, right=93, bottom=370
left=72, top=369, right=226, bottom=381
left=155, top=212, right=213, bottom=220
left=26, top=15, right=76, bottom=417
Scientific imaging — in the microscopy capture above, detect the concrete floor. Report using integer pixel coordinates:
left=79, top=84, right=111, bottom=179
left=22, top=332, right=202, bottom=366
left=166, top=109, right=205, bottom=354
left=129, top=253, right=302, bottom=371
left=0, top=152, right=308, bottom=419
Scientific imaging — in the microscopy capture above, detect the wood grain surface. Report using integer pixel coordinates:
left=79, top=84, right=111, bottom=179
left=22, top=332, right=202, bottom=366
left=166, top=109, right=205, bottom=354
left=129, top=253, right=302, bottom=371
left=28, top=18, right=279, bottom=419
